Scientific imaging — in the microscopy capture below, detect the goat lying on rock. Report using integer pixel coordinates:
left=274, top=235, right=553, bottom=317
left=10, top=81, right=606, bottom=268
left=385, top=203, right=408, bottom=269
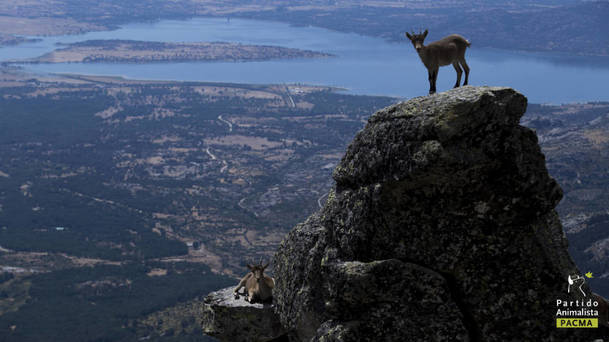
left=234, top=261, right=274, bottom=303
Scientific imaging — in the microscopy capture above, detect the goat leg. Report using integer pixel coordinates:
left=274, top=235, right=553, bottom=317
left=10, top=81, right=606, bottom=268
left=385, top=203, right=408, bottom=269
left=234, top=273, right=252, bottom=298
left=452, top=62, right=462, bottom=88
left=460, top=59, right=470, bottom=86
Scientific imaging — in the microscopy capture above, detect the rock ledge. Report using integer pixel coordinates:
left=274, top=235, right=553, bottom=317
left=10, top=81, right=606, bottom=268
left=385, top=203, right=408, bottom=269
left=201, top=287, right=286, bottom=342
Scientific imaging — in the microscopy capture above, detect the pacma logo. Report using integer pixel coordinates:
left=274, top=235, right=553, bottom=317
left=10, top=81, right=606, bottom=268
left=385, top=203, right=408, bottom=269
left=567, top=272, right=594, bottom=297
left=556, top=273, right=600, bottom=329
left=568, top=274, right=586, bottom=297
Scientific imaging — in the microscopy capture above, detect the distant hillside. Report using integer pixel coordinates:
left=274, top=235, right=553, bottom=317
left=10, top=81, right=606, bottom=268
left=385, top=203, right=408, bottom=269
left=445, top=1, right=609, bottom=55
left=240, top=1, right=609, bottom=56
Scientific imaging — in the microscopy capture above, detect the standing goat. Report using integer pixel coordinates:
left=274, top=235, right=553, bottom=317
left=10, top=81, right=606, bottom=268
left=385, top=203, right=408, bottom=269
left=405, top=30, right=471, bottom=94
left=233, top=261, right=274, bottom=303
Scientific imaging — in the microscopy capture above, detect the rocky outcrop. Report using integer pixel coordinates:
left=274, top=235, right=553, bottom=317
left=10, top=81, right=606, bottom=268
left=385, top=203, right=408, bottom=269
left=201, top=287, right=287, bottom=342
left=273, top=86, right=608, bottom=341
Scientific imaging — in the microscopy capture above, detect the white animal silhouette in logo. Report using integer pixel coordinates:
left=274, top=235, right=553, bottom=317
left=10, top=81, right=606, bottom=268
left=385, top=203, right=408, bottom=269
left=568, top=274, right=586, bottom=297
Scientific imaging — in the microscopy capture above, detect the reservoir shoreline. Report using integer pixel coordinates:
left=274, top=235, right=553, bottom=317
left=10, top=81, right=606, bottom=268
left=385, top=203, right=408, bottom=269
left=1, top=17, right=608, bottom=103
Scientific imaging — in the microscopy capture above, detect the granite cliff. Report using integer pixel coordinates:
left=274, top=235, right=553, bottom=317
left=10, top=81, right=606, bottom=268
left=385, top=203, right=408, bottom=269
left=204, top=86, right=608, bottom=341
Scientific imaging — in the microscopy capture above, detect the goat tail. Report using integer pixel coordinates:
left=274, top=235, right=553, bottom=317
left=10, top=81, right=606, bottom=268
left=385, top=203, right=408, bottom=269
left=465, top=39, right=471, bottom=47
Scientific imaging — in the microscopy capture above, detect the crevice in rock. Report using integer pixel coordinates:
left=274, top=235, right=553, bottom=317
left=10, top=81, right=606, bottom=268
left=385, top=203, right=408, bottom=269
left=440, top=271, right=482, bottom=342
left=394, top=256, right=481, bottom=342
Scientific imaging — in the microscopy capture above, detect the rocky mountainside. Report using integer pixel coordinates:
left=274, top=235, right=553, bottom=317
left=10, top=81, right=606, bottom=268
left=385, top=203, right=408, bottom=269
left=270, top=86, right=608, bottom=341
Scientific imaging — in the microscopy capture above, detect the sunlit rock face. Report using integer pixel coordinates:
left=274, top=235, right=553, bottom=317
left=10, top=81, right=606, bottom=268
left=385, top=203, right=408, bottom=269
left=272, top=86, right=608, bottom=341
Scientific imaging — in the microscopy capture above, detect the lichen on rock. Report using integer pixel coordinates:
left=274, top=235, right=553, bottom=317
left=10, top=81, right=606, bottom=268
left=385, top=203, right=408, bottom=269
left=272, top=86, right=608, bottom=341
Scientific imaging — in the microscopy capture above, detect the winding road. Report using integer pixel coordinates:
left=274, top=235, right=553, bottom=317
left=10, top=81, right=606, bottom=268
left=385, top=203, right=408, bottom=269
left=217, top=115, right=233, bottom=132
left=206, top=115, right=235, bottom=173
left=205, top=147, right=217, bottom=160
left=284, top=86, right=296, bottom=108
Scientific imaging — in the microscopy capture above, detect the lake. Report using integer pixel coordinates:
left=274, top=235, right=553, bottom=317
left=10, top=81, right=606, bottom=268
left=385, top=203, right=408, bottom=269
left=1, top=17, right=608, bottom=104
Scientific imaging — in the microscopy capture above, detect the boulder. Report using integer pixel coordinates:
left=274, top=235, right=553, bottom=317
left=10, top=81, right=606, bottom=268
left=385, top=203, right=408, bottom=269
left=201, top=287, right=287, bottom=342
left=273, top=86, right=608, bottom=341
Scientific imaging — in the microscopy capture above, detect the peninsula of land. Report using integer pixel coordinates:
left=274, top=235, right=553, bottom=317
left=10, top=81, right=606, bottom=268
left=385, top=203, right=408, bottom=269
left=0, top=33, right=40, bottom=46
left=16, top=39, right=333, bottom=64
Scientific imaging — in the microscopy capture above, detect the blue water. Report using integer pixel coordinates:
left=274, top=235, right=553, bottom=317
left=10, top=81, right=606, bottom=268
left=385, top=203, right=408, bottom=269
left=1, top=17, right=608, bottom=103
